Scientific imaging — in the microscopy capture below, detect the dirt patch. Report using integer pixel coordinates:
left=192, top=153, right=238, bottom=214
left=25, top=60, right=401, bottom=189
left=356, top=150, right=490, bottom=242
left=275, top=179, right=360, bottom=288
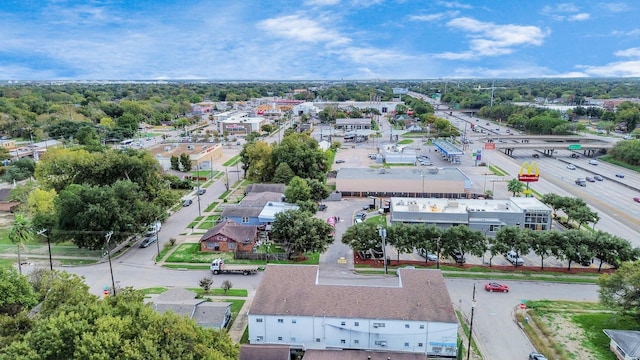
left=523, top=309, right=598, bottom=359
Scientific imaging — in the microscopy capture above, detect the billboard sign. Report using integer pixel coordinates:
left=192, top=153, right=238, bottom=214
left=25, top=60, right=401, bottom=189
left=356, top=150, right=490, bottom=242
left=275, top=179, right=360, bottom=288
left=392, top=87, right=408, bottom=94
left=518, top=161, right=540, bottom=182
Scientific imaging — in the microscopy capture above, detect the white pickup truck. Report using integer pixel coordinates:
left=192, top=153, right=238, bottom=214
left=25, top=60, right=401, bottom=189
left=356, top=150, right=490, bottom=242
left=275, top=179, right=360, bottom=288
left=210, top=258, right=260, bottom=275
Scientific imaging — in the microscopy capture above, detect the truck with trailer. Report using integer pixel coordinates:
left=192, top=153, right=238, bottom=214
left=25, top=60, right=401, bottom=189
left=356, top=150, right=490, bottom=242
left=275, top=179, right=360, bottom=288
left=210, top=258, right=260, bottom=275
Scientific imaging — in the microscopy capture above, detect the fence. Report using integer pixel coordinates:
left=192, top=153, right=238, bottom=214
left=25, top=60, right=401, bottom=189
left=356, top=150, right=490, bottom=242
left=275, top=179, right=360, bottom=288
left=234, top=252, right=288, bottom=261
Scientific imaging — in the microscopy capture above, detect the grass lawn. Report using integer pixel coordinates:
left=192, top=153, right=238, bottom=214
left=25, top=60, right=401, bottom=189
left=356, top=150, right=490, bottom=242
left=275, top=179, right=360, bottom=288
left=0, top=258, right=15, bottom=268
left=396, top=139, right=414, bottom=145
left=223, top=156, right=241, bottom=166
left=205, top=202, right=220, bottom=211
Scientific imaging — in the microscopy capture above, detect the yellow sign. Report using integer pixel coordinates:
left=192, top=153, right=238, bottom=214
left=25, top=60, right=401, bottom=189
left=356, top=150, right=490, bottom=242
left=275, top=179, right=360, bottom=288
left=518, top=161, right=540, bottom=182
left=337, top=257, right=347, bottom=264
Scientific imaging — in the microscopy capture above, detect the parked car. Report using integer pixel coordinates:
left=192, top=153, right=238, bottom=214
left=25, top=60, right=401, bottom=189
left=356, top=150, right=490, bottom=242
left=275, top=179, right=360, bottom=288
left=616, top=173, right=625, bottom=178
left=484, top=282, right=509, bottom=293
left=197, top=188, right=206, bottom=195
left=355, top=212, right=366, bottom=220
left=139, top=234, right=158, bottom=248
left=566, top=164, right=576, bottom=170
left=450, top=250, right=466, bottom=264
left=529, top=352, right=548, bottom=360
left=183, top=199, right=193, bottom=207
left=317, top=204, right=327, bottom=211
left=335, top=159, right=345, bottom=164
left=419, top=160, right=433, bottom=166
left=594, top=174, right=604, bottom=181
left=417, top=248, right=437, bottom=261
left=505, top=250, right=524, bottom=265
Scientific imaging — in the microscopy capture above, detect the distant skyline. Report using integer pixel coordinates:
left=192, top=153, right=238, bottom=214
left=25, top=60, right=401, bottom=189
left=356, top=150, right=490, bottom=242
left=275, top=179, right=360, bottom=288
left=1, top=0, right=640, bottom=80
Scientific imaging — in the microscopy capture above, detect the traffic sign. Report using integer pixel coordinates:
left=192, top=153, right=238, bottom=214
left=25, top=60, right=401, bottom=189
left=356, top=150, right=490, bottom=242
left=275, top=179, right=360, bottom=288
left=568, top=144, right=582, bottom=150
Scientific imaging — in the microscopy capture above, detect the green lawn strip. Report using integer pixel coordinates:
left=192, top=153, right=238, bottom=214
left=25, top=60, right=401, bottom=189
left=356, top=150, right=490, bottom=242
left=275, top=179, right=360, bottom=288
left=163, top=263, right=210, bottom=270
left=396, top=139, right=414, bottom=145
left=140, top=287, right=168, bottom=295
left=488, top=165, right=509, bottom=176
left=197, top=221, right=214, bottom=230
left=600, top=154, right=640, bottom=173
left=0, top=258, right=15, bottom=268
left=441, top=271, right=598, bottom=284
left=240, top=328, right=249, bottom=344
left=223, top=156, right=241, bottom=166
left=155, top=245, right=175, bottom=262
left=187, top=288, right=248, bottom=297
left=205, top=202, right=220, bottom=212
left=456, top=310, right=479, bottom=359
left=218, top=190, right=230, bottom=199
left=57, top=259, right=99, bottom=266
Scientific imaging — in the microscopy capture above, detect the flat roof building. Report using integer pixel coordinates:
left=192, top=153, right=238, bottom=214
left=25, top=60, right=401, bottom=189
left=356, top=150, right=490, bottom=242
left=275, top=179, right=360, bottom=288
left=335, top=167, right=472, bottom=198
left=390, top=197, right=552, bottom=236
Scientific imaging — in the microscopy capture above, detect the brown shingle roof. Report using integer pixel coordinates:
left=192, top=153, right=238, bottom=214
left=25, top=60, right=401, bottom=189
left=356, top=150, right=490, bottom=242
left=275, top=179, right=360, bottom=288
left=249, top=265, right=457, bottom=323
left=200, top=220, right=257, bottom=243
left=245, top=183, right=286, bottom=194
left=239, top=344, right=291, bottom=360
left=303, top=349, right=427, bottom=360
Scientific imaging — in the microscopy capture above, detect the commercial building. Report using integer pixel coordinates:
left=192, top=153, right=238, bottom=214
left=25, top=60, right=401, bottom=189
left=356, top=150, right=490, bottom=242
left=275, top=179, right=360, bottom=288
left=147, top=142, right=223, bottom=171
left=247, top=265, right=458, bottom=358
left=335, top=167, right=472, bottom=198
left=390, top=197, right=552, bottom=236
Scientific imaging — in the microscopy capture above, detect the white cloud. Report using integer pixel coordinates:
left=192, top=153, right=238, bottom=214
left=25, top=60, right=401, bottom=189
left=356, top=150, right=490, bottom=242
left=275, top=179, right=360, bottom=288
left=304, top=0, right=340, bottom=6
left=598, top=2, right=630, bottom=12
left=611, top=29, right=640, bottom=37
left=568, top=13, right=590, bottom=21
left=577, top=60, right=640, bottom=77
left=437, top=1, right=473, bottom=9
left=409, top=11, right=459, bottom=22
left=541, top=3, right=584, bottom=21
left=257, top=15, right=350, bottom=46
left=614, top=47, right=640, bottom=57
left=435, top=17, right=549, bottom=59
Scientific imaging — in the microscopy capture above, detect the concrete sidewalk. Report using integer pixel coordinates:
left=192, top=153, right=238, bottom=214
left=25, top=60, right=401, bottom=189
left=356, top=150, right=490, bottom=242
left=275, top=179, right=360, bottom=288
left=226, top=290, right=256, bottom=342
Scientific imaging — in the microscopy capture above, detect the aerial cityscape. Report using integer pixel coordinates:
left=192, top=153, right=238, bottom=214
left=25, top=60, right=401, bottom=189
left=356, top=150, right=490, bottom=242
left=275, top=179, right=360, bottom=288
left=1, top=1, right=640, bottom=360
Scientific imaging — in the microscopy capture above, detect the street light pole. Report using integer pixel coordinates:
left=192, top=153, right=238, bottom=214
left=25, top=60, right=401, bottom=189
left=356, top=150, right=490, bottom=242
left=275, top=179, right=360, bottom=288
left=155, top=219, right=161, bottom=264
left=378, top=226, right=388, bottom=274
left=37, top=229, right=53, bottom=271
left=196, top=161, right=202, bottom=217
left=105, top=231, right=116, bottom=296
left=467, top=283, right=477, bottom=360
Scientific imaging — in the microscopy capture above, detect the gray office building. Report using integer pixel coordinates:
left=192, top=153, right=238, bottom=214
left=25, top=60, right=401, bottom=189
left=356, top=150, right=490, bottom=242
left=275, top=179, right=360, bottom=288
left=390, top=197, right=552, bottom=236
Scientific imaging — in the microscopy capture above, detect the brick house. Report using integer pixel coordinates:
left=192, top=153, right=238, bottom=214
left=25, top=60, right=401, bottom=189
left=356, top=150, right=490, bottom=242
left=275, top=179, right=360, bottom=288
left=199, top=220, right=258, bottom=253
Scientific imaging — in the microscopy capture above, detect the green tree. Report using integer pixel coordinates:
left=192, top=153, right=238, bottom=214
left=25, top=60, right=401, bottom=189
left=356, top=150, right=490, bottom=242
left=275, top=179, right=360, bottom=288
left=272, top=162, right=295, bottom=184
left=507, top=178, right=525, bottom=197
left=413, top=224, right=443, bottom=263
left=1, top=158, right=36, bottom=183
left=8, top=214, right=33, bottom=275
left=598, top=260, right=640, bottom=320
left=0, top=267, right=38, bottom=316
left=271, top=133, right=328, bottom=181
left=341, top=221, right=382, bottom=252
left=284, top=177, right=311, bottom=203
left=170, top=155, right=180, bottom=171
left=179, top=153, right=192, bottom=172
left=271, top=209, right=333, bottom=259
left=306, top=178, right=329, bottom=203
left=440, top=226, right=487, bottom=262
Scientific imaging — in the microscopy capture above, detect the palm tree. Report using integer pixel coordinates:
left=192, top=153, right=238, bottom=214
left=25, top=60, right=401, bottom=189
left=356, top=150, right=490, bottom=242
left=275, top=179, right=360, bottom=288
left=9, top=214, right=33, bottom=275
left=507, top=178, right=525, bottom=197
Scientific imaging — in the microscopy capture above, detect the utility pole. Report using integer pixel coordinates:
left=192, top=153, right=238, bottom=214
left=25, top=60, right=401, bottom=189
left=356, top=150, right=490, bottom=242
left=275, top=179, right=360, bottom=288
left=37, top=229, right=53, bottom=271
left=105, top=231, right=116, bottom=296
left=467, top=283, right=477, bottom=360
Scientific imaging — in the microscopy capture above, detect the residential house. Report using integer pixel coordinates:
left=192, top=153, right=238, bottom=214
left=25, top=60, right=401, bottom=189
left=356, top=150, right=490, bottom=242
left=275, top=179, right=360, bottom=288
left=199, top=220, right=258, bottom=253
left=245, top=183, right=286, bottom=195
left=239, top=344, right=292, bottom=360
left=221, top=191, right=284, bottom=225
left=151, top=288, right=231, bottom=330
left=603, top=329, right=640, bottom=360
left=248, top=265, right=458, bottom=357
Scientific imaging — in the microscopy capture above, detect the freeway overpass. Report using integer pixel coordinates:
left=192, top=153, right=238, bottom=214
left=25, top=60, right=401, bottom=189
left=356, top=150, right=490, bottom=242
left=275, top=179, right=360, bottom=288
left=488, top=138, right=613, bottom=157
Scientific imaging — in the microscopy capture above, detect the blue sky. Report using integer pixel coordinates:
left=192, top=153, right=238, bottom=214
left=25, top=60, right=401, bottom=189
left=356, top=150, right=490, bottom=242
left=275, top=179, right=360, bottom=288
left=1, top=0, right=639, bottom=80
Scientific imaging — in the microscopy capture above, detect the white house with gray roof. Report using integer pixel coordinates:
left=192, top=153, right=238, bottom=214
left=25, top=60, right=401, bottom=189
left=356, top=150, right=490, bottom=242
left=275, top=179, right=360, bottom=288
left=248, top=265, right=458, bottom=357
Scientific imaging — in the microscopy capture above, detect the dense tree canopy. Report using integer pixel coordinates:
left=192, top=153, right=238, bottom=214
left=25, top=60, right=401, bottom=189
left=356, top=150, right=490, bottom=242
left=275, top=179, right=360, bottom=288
left=0, top=271, right=238, bottom=359
left=271, top=209, right=334, bottom=259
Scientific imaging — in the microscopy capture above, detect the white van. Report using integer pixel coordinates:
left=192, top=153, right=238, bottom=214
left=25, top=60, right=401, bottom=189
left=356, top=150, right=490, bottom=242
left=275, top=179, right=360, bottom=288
left=589, top=159, right=599, bottom=165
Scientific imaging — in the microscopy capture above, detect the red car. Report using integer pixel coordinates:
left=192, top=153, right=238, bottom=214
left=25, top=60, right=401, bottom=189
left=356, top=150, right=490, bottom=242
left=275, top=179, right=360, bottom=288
left=485, top=282, right=509, bottom=293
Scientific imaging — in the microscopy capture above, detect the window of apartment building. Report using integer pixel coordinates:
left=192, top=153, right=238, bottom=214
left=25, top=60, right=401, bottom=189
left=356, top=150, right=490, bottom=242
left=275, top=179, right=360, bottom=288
left=354, top=321, right=359, bottom=326
left=256, top=318, right=263, bottom=323
left=490, top=224, right=501, bottom=231
left=374, top=341, right=387, bottom=346
left=405, top=324, right=410, bottom=328
left=291, top=319, right=296, bottom=324
left=341, top=321, right=346, bottom=326
left=419, top=324, right=425, bottom=329
left=354, top=340, right=359, bottom=344
left=316, top=338, right=320, bottom=343
left=373, top=322, right=385, bottom=328
left=277, top=337, right=282, bottom=341
left=291, top=337, right=296, bottom=342
left=340, top=339, right=346, bottom=344
left=404, top=342, right=410, bottom=347
left=256, top=336, right=263, bottom=341
left=277, top=319, right=283, bottom=323
left=241, top=217, right=249, bottom=223
left=418, top=342, right=424, bottom=347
